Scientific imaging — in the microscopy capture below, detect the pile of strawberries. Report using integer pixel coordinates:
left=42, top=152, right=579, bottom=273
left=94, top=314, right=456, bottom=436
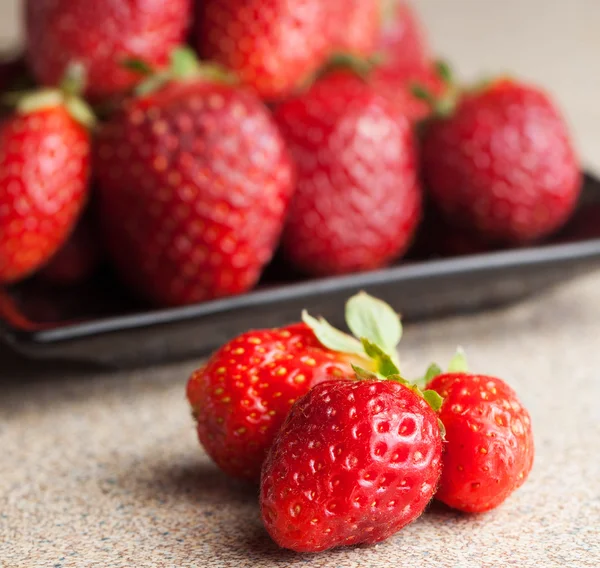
left=187, top=292, right=535, bottom=552
left=0, top=0, right=581, bottom=307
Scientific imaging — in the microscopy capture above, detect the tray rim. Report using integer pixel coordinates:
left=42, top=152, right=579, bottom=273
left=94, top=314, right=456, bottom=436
left=2, top=170, right=600, bottom=349
left=3, top=235, right=600, bottom=347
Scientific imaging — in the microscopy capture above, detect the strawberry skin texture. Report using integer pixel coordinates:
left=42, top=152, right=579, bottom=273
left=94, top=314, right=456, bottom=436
left=427, top=373, right=534, bottom=513
left=275, top=72, right=422, bottom=276
left=421, top=80, right=582, bottom=244
left=25, top=0, right=191, bottom=100
left=186, top=323, right=355, bottom=481
left=261, top=379, right=442, bottom=552
left=0, top=107, right=90, bottom=283
left=95, top=80, right=294, bottom=307
left=196, top=0, right=333, bottom=101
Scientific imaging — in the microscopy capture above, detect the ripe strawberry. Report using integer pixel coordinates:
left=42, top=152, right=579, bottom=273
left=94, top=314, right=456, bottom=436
left=378, top=0, right=431, bottom=78
left=274, top=70, right=422, bottom=276
left=187, top=292, right=405, bottom=481
left=420, top=79, right=582, bottom=244
left=196, top=0, right=333, bottom=100
left=95, top=49, right=294, bottom=307
left=38, top=204, right=102, bottom=286
left=328, top=0, right=380, bottom=58
left=25, top=0, right=191, bottom=100
left=374, top=62, right=447, bottom=124
left=0, top=82, right=92, bottom=284
left=260, top=376, right=443, bottom=552
left=425, top=353, right=534, bottom=513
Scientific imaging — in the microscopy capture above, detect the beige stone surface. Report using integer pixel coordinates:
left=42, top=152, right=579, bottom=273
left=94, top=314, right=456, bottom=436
left=1, top=1, right=600, bottom=567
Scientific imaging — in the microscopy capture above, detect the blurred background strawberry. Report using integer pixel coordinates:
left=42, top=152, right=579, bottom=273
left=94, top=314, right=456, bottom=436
left=0, top=0, right=591, bottom=317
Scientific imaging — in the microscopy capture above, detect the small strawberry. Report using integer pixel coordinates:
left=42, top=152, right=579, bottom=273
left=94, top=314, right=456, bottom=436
left=424, top=351, right=535, bottom=513
left=419, top=77, right=582, bottom=244
left=196, top=0, right=334, bottom=100
left=274, top=69, right=422, bottom=276
left=187, top=292, right=405, bottom=481
left=0, top=72, right=93, bottom=283
left=328, top=0, right=380, bottom=58
left=377, top=0, right=431, bottom=78
left=95, top=48, right=294, bottom=307
left=260, top=373, right=443, bottom=552
left=25, top=0, right=191, bottom=100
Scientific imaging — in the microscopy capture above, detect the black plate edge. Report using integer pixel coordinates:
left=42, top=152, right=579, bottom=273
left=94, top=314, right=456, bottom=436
left=5, top=235, right=600, bottom=348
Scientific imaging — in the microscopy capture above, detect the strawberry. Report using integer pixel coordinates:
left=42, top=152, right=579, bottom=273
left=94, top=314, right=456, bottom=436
left=374, top=62, right=447, bottom=124
left=195, top=0, right=333, bottom=100
left=328, top=0, right=380, bottom=58
left=25, top=0, right=191, bottom=100
left=424, top=352, right=534, bottom=513
left=0, top=76, right=93, bottom=284
left=378, top=0, right=431, bottom=78
left=260, top=375, right=443, bottom=552
left=369, top=1, right=441, bottom=123
left=37, top=203, right=102, bottom=286
left=420, top=78, right=582, bottom=244
left=274, top=70, right=422, bottom=276
left=95, top=48, right=294, bottom=307
left=187, top=292, right=405, bottom=481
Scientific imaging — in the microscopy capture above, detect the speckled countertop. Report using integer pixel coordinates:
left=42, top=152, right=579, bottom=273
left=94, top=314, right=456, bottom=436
left=1, top=1, right=600, bottom=567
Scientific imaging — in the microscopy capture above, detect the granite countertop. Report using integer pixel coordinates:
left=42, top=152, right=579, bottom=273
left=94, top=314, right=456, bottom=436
left=1, top=1, right=600, bottom=567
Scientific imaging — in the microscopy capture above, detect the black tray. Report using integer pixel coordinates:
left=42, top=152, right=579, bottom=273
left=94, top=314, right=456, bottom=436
left=2, top=172, right=600, bottom=368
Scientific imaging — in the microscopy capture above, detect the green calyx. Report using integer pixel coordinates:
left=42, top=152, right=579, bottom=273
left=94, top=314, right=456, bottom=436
left=303, top=291, right=445, bottom=435
left=411, top=59, right=460, bottom=119
left=302, top=291, right=403, bottom=372
left=128, top=46, right=236, bottom=97
left=416, top=347, right=470, bottom=388
left=6, top=62, right=96, bottom=129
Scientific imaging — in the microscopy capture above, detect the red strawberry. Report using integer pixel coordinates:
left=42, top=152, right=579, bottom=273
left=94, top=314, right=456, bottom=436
left=420, top=78, right=582, bottom=244
left=187, top=292, right=405, bottom=481
left=0, top=84, right=92, bottom=284
left=328, top=0, right=380, bottom=58
left=25, top=0, right=191, bottom=100
left=37, top=204, right=102, bottom=286
left=196, top=0, right=333, bottom=101
left=425, top=353, right=534, bottom=513
left=260, top=376, right=443, bottom=552
left=378, top=0, right=431, bottom=78
left=274, top=70, right=422, bottom=276
left=95, top=49, right=294, bottom=307
left=374, top=62, right=447, bottom=124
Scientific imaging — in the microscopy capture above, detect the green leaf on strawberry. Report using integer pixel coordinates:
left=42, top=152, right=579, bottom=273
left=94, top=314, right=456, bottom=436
left=447, top=347, right=469, bottom=372
left=360, top=338, right=400, bottom=377
left=303, top=291, right=404, bottom=372
left=301, top=310, right=364, bottom=356
left=346, top=291, right=402, bottom=361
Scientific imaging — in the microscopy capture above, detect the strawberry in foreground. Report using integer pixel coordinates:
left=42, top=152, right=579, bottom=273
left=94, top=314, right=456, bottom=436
left=275, top=69, right=422, bottom=276
left=95, top=48, right=294, bottom=307
left=0, top=71, right=92, bottom=283
left=260, top=369, right=443, bottom=552
left=25, top=0, right=191, bottom=100
left=424, top=351, right=534, bottom=513
left=419, top=77, right=582, bottom=244
left=187, top=292, right=404, bottom=481
left=196, top=0, right=334, bottom=101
